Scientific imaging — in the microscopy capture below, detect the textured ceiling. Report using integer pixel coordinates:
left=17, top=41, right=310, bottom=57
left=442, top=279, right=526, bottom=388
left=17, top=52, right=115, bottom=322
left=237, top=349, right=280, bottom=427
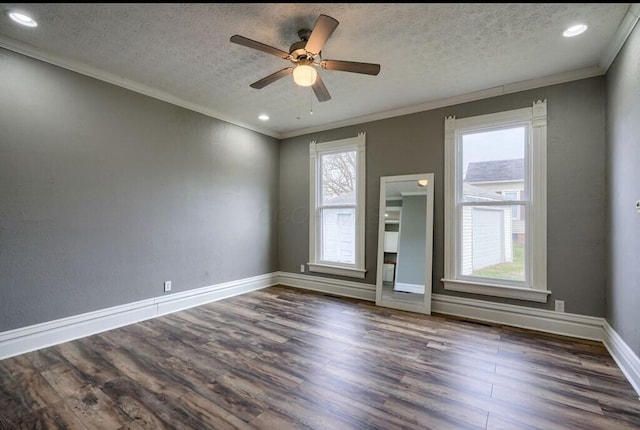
left=0, top=3, right=636, bottom=138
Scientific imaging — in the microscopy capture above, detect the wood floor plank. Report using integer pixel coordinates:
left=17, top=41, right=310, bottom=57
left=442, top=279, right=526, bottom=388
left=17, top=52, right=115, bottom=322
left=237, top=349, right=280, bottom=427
left=63, top=385, right=132, bottom=430
left=495, top=362, right=638, bottom=408
left=491, top=383, right=640, bottom=430
left=99, top=347, right=191, bottom=400
left=0, top=372, right=62, bottom=422
left=294, top=380, right=413, bottom=430
left=245, top=384, right=356, bottom=430
left=6, top=399, right=89, bottom=430
left=381, top=396, right=486, bottom=430
left=130, top=329, right=232, bottom=381
left=104, top=375, right=228, bottom=430
left=101, top=376, right=185, bottom=429
left=0, top=355, right=38, bottom=382
left=41, top=361, right=91, bottom=399
left=25, top=347, right=66, bottom=372
left=53, top=341, right=121, bottom=387
left=249, top=408, right=314, bottom=430
left=1, top=285, right=639, bottom=430
left=485, top=413, right=540, bottom=430
left=174, top=390, right=255, bottom=430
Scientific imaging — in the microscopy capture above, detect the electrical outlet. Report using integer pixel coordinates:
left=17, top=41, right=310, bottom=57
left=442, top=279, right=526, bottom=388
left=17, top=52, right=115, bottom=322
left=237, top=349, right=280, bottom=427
left=555, top=300, right=565, bottom=312
left=164, top=281, right=172, bottom=292
left=300, top=264, right=305, bottom=273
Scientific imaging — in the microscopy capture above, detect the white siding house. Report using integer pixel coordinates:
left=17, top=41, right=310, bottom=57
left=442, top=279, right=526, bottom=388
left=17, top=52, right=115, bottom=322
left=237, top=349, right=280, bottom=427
left=462, top=159, right=524, bottom=274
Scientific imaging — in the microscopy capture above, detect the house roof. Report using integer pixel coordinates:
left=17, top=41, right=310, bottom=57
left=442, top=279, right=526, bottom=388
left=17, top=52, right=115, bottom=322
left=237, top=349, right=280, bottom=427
left=463, top=183, right=509, bottom=202
left=464, top=159, right=524, bottom=183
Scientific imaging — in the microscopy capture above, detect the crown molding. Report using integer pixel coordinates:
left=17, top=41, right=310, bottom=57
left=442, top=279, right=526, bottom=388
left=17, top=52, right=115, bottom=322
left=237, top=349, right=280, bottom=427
left=279, top=66, right=604, bottom=139
left=4, top=6, right=637, bottom=143
left=0, top=36, right=280, bottom=139
left=599, top=3, right=640, bottom=71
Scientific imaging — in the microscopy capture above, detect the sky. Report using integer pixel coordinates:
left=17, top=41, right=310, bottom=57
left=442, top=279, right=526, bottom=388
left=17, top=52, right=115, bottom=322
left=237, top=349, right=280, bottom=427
left=461, top=126, right=525, bottom=176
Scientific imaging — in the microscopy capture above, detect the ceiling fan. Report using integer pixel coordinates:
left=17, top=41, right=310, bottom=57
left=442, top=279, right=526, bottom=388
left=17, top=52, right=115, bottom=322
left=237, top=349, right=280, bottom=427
left=230, top=14, right=381, bottom=102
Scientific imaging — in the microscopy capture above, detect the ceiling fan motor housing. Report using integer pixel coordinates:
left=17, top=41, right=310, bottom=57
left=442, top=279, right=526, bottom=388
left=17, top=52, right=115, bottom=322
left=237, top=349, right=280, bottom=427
left=289, top=35, right=313, bottom=62
left=297, top=28, right=312, bottom=41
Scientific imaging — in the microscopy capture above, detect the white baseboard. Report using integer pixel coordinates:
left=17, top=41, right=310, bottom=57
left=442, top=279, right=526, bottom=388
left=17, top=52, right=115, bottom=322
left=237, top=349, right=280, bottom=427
left=154, top=273, right=276, bottom=316
left=432, top=293, right=605, bottom=341
left=276, top=271, right=376, bottom=301
left=276, top=272, right=605, bottom=342
left=603, top=320, right=640, bottom=397
left=394, top=282, right=425, bottom=294
left=5, top=270, right=638, bottom=398
left=0, top=272, right=277, bottom=360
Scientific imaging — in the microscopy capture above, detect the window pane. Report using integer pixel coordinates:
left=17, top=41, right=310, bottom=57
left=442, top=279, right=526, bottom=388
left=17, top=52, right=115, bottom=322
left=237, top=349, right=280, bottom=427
left=321, top=151, right=356, bottom=205
left=462, top=127, right=526, bottom=203
left=461, top=205, right=526, bottom=282
left=321, top=207, right=355, bottom=264
left=501, top=191, right=522, bottom=220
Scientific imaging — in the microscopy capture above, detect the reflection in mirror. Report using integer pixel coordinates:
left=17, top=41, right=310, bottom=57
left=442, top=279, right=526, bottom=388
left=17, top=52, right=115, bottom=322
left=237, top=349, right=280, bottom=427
left=376, top=173, right=434, bottom=314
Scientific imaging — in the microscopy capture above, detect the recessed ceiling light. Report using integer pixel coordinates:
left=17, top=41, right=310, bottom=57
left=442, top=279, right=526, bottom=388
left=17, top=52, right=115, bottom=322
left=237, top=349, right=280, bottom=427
left=563, top=24, right=587, bottom=38
left=258, top=114, right=269, bottom=121
left=8, top=11, right=38, bottom=27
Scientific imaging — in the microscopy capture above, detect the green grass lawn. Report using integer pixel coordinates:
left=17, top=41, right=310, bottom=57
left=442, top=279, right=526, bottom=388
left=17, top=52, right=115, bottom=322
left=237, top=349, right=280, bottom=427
left=472, top=243, right=525, bottom=281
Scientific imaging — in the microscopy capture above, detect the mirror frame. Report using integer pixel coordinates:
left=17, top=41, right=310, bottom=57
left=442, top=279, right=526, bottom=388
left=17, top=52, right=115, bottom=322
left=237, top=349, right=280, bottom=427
left=375, top=173, right=435, bottom=314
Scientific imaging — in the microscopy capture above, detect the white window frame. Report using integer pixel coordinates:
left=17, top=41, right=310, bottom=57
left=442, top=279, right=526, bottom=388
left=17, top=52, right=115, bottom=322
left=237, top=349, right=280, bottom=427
left=442, top=100, right=550, bottom=302
left=308, top=132, right=366, bottom=278
left=501, top=190, right=521, bottom=220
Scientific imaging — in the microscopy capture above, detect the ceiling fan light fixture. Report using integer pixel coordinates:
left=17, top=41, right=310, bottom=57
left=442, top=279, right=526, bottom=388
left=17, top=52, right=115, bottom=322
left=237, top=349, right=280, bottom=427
left=293, top=64, right=317, bottom=87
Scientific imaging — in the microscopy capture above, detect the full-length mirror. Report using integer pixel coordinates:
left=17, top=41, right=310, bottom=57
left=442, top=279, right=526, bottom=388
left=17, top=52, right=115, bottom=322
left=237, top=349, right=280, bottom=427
left=376, top=173, right=434, bottom=314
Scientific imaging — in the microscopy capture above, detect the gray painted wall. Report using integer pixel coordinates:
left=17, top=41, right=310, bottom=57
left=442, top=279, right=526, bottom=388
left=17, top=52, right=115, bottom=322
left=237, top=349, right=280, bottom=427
left=396, top=195, right=427, bottom=287
left=0, top=49, right=280, bottom=331
left=606, top=22, right=640, bottom=356
left=0, top=41, right=614, bottom=333
left=279, top=77, right=607, bottom=316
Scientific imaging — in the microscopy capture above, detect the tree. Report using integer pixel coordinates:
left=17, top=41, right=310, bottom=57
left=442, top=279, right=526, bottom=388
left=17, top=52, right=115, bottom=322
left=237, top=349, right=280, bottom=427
left=321, top=151, right=356, bottom=201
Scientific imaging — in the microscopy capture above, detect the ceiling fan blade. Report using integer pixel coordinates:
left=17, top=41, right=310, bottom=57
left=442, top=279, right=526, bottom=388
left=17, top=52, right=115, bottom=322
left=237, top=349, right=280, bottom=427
left=305, top=14, right=339, bottom=55
left=320, top=60, right=381, bottom=76
left=250, top=68, right=294, bottom=89
left=230, top=35, right=290, bottom=59
left=312, top=73, right=331, bottom=102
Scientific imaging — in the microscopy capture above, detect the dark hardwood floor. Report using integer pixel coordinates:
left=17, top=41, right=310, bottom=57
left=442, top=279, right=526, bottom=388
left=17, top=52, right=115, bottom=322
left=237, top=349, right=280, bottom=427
left=1, top=285, right=639, bottom=429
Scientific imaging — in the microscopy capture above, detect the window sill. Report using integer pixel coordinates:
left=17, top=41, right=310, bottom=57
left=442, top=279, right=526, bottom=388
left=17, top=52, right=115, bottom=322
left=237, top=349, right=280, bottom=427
left=308, top=263, right=366, bottom=279
left=442, top=279, right=551, bottom=303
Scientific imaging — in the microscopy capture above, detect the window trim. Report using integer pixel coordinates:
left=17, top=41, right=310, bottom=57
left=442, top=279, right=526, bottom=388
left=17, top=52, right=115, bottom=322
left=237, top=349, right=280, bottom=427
left=308, top=133, right=366, bottom=279
left=442, top=101, right=550, bottom=302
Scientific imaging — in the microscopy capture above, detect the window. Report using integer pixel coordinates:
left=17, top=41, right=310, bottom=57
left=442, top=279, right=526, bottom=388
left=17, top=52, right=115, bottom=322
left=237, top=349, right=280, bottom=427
left=309, top=133, right=366, bottom=278
left=501, top=191, right=521, bottom=220
left=443, top=101, right=550, bottom=302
